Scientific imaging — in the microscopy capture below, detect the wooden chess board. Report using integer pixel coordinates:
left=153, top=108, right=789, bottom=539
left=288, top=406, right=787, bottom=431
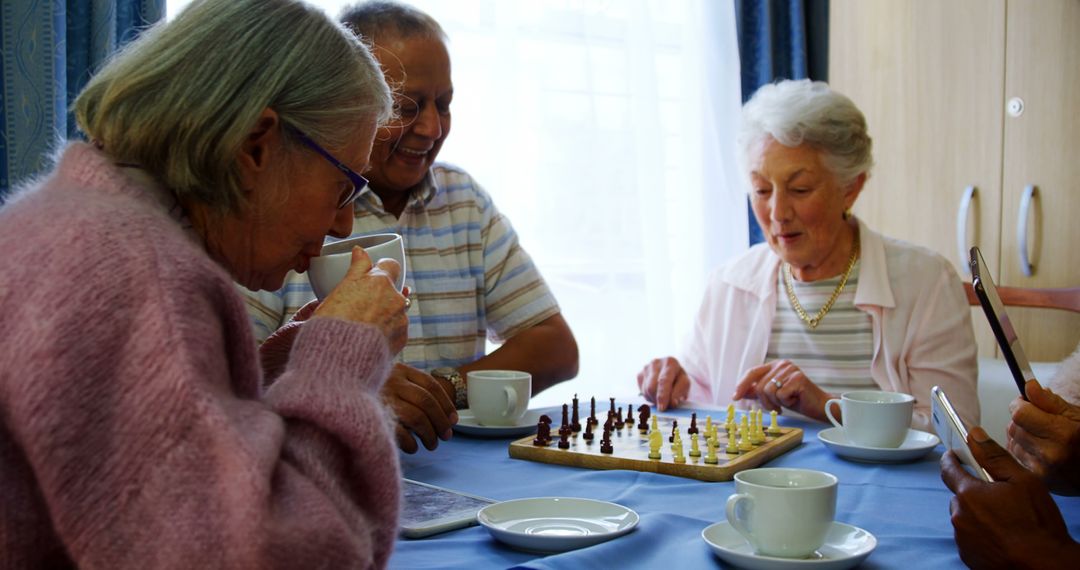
left=509, top=414, right=802, bottom=482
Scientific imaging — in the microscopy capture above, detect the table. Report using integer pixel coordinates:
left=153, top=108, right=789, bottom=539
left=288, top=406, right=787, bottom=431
left=390, top=406, right=1080, bottom=569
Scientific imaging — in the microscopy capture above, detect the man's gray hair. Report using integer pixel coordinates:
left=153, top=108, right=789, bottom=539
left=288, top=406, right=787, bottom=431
left=739, top=79, right=874, bottom=186
left=339, top=1, right=447, bottom=44
left=74, top=0, right=392, bottom=214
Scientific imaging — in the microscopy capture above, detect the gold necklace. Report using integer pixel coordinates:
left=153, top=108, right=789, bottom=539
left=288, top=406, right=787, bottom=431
left=783, top=240, right=860, bottom=330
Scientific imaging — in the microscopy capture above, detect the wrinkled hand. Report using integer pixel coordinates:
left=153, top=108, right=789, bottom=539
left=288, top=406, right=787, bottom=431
left=941, top=426, right=1079, bottom=568
left=260, top=300, right=322, bottom=384
left=1007, top=379, right=1080, bottom=495
left=315, top=247, right=409, bottom=354
left=382, top=363, right=458, bottom=453
left=731, top=360, right=832, bottom=422
left=637, top=357, right=690, bottom=411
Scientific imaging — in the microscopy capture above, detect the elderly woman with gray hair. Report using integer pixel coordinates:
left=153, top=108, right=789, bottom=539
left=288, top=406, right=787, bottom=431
left=0, top=0, right=408, bottom=567
left=638, top=79, right=978, bottom=433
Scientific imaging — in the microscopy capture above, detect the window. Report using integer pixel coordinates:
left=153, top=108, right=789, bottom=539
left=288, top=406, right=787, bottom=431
left=167, top=0, right=747, bottom=405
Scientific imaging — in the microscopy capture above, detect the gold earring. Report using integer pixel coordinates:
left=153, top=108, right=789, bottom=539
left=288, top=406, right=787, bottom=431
left=842, top=208, right=852, bottom=220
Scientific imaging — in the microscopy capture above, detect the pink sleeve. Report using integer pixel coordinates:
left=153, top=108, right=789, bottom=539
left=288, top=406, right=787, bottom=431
left=5, top=273, right=398, bottom=568
left=903, top=266, right=980, bottom=432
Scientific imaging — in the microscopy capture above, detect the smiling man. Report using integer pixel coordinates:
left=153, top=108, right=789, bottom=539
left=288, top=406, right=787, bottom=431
left=244, top=1, right=578, bottom=454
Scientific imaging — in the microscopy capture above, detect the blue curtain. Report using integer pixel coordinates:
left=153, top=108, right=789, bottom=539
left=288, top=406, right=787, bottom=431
left=735, top=0, right=829, bottom=245
left=0, top=0, right=163, bottom=201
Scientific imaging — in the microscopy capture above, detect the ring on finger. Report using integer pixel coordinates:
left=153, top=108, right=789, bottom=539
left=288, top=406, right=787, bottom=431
left=403, top=297, right=412, bottom=309
left=771, top=379, right=783, bottom=390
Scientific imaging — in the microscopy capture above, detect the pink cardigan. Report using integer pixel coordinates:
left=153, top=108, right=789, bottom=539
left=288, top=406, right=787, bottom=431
left=680, top=220, right=980, bottom=432
left=0, top=143, right=400, bottom=568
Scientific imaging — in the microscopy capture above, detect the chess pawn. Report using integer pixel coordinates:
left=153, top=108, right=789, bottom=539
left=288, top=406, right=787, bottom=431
left=600, top=425, right=613, bottom=454
left=669, top=420, right=678, bottom=443
left=615, top=406, right=625, bottom=429
left=705, top=415, right=713, bottom=434
left=768, top=410, right=782, bottom=435
left=672, top=440, right=686, bottom=463
left=704, top=436, right=719, bottom=464
left=726, top=424, right=739, bottom=454
left=583, top=420, right=594, bottom=442
left=689, top=434, right=702, bottom=457
left=688, top=413, right=699, bottom=436
left=738, top=422, right=753, bottom=452
left=558, top=430, right=570, bottom=449
left=625, top=406, right=635, bottom=428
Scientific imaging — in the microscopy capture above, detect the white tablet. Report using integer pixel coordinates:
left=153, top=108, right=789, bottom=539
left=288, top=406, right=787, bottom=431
left=400, top=479, right=496, bottom=539
left=931, top=386, right=993, bottom=482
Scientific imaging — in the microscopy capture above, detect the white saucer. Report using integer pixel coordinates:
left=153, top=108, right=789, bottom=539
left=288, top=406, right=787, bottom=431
left=702, top=521, right=876, bottom=570
left=478, top=497, right=639, bottom=553
left=818, top=427, right=940, bottom=463
left=453, top=406, right=559, bottom=438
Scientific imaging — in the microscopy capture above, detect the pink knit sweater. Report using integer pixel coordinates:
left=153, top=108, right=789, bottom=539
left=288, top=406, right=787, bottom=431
left=0, top=143, right=401, bottom=568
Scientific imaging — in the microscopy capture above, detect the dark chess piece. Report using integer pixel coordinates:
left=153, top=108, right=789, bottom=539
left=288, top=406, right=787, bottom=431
left=533, top=417, right=551, bottom=446
left=669, top=419, right=679, bottom=443
left=600, top=425, right=613, bottom=454
left=638, top=404, right=651, bottom=431
left=625, top=406, right=635, bottom=428
left=583, top=420, right=594, bottom=442
left=571, top=394, right=582, bottom=432
left=590, top=396, right=597, bottom=424
left=558, top=429, right=570, bottom=449
left=609, top=397, right=616, bottom=417
left=615, top=406, right=625, bottom=429
left=688, top=412, right=699, bottom=435
left=561, top=404, right=569, bottom=431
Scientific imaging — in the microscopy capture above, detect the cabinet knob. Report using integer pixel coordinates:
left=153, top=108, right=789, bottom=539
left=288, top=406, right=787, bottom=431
left=1007, top=97, right=1025, bottom=117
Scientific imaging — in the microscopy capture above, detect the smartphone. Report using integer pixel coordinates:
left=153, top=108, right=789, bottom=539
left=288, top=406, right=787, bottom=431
left=400, top=479, right=496, bottom=539
left=931, top=386, right=993, bottom=482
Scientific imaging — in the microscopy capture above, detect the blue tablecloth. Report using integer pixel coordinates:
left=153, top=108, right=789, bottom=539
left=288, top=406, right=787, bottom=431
left=390, top=407, right=1080, bottom=569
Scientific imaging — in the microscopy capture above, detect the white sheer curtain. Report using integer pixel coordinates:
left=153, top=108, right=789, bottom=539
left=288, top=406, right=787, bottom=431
left=168, top=0, right=747, bottom=405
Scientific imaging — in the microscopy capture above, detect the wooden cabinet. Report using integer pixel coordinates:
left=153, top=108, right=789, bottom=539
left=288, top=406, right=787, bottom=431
left=830, top=0, right=1080, bottom=361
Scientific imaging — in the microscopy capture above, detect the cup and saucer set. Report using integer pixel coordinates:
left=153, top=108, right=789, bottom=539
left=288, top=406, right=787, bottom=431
left=817, top=391, right=939, bottom=463
left=702, top=468, right=877, bottom=570
left=447, top=370, right=560, bottom=438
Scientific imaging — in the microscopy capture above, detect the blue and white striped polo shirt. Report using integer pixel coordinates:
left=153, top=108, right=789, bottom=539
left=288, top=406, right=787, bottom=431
left=243, top=163, right=561, bottom=372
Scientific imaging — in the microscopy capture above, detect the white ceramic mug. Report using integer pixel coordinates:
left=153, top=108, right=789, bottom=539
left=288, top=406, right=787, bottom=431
left=466, top=370, right=531, bottom=426
left=825, top=390, right=914, bottom=448
left=725, top=468, right=838, bottom=558
left=308, top=233, right=405, bottom=301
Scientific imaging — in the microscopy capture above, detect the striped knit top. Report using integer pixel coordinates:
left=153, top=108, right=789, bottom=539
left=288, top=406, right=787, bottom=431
left=244, top=163, right=561, bottom=372
left=767, top=259, right=875, bottom=395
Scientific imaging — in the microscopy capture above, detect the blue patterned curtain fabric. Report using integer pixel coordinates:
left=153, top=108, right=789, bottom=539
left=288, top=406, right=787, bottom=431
left=0, top=0, right=163, bottom=201
left=735, top=0, right=829, bottom=245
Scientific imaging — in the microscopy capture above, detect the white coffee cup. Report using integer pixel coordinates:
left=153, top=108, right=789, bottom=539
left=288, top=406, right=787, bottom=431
left=725, top=468, right=838, bottom=558
left=825, top=390, right=914, bottom=448
left=466, top=370, right=531, bottom=427
left=308, top=233, right=405, bottom=301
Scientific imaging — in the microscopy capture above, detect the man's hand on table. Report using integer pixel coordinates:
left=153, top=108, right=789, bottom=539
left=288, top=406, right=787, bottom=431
left=382, top=363, right=458, bottom=453
left=940, top=426, right=1080, bottom=568
left=637, top=357, right=690, bottom=411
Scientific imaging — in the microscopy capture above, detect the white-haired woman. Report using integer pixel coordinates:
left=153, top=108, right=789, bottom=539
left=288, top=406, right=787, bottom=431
left=638, top=79, right=978, bottom=432
left=0, top=0, right=408, bottom=567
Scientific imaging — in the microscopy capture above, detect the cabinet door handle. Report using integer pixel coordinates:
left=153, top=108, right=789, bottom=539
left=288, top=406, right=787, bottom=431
left=956, top=186, right=977, bottom=274
left=1017, top=185, right=1037, bottom=277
